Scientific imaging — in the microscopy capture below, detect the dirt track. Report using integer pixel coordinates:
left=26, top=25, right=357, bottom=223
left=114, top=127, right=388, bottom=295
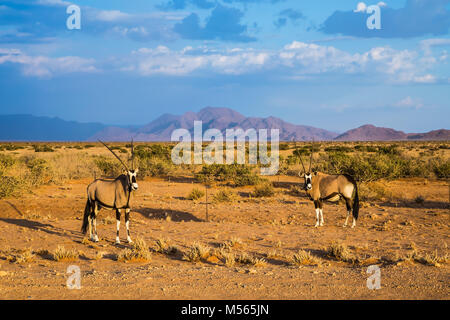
left=0, top=177, right=448, bottom=300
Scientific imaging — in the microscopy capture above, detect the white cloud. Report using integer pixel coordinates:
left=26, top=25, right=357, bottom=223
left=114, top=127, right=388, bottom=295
left=1, top=39, right=444, bottom=83
left=354, top=2, right=367, bottom=13
left=0, top=49, right=97, bottom=77
left=120, top=41, right=439, bottom=84
left=96, top=10, right=131, bottom=22
left=394, top=96, right=424, bottom=109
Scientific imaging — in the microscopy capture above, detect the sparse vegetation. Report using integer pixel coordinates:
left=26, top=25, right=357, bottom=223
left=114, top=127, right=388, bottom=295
left=213, top=188, right=236, bottom=203
left=327, top=242, right=356, bottom=263
left=52, top=246, right=79, bottom=262
left=117, top=237, right=152, bottom=263
left=187, top=188, right=205, bottom=201
left=155, top=238, right=178, bottom=255
left=252, top=182, right=275, bottom=198
left=292, top=249, right=321, bottom=266
left=182, top=242, right=211, bottom=262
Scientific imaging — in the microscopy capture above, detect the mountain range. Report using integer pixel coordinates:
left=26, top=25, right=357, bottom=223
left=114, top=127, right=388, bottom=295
left=0, top=108, right=448, bottom=142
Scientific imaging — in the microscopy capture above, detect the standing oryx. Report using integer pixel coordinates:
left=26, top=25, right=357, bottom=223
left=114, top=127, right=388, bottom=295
left=81, top=139, right=139, bottom=244
left=298, top=144, right=359, bottom=228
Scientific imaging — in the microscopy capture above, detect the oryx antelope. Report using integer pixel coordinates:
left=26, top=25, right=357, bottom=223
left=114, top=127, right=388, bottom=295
left=81, top=139, right=139, bottom=244
left=298, top=145, right=359, bottom=228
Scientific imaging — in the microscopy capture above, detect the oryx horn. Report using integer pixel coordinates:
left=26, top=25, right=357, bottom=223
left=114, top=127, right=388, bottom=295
left=98, top=139, right=130, bottom=172
left=309, top=139, right=314, bottom=173
left=130, top=138, right=135, bottom=170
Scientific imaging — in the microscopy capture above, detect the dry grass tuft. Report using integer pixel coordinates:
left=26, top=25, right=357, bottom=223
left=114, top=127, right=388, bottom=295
left=155, top=238, right=178, bottom=255
left=117, top=237, right=152, bottom=263
left=402, top=248, right=448, bottom=267
left=221, top=237, right=243, bottom=250
left=213, top=189, right=237, bottom=203
left=52, top=246, right=79, bottom=262
left=187, top=188, right=205, bottom=201
left=182, top=242, right=211, bottom=263
left=291, top=249, right=322, bottom=266
left=327, top=242, right=356, bottom=263
left=6, top=248, right=36, bottom=264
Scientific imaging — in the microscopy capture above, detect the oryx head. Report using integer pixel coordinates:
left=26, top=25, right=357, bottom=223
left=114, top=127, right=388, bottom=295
left=298, top=141, right=314, bottom=191
left=127, top=168, right=139, bottom=191
left=99, top=138, right=139, bottom=191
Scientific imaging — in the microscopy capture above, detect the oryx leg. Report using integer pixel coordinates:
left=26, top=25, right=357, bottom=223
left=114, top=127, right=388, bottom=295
left=343, top=198, right=352, bottom=228
left=91, top=203, right=99, bottom=242
left=318, top=201, right=324, bottom=226
left=115, top=209, right=121, bottom=244
left=88, top=204, right=93, bottom=240
left=125, top=209, right=132, bottom=244
left=314, top=200, right=320, bottom=228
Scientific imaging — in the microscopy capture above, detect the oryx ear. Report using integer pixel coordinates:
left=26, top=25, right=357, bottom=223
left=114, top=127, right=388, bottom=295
left=135, top=168, right=139, bottom=174
left=313, top=171, right=318, bottom=176
left=298, top=172, right=304, bottom=177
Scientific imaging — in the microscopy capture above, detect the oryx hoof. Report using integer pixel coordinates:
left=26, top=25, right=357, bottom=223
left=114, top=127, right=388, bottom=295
left=127, top=238, right=133, bottom=244
left=314, top=223, right=319, bottom=228
left=115, top=238, right=121, bottom=245
left=343, top=224, right=347, bottom=228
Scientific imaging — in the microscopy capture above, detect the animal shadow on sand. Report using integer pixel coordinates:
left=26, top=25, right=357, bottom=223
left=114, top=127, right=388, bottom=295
left=1, top=201, right=79, bottom=240
left=135, top=207, right=203, bottom=222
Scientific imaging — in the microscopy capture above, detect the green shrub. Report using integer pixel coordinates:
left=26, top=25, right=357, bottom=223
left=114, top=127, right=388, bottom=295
left=24, top=157, right=51, bottom=186
left=137, top=157, right=172, bottom=177
left=195, top=164, right=260, bottom=186
left=213, top=189, right=236, bottom=203
left=324, top=146, right=354, bottom=153
left=0, top=176, right=21, bottom=198
left=377, top=145, right=400, bottom=155
left=187, top=188, right=205, bottom=201
left=0, top=154, right=16, bottom=175
left=252, top=182, right=275, bottom=198
left=430, top=158, right=450, bottom=179
left=32, top=144, right=54, bottom=152
left=94, top=156, right=123, bottom=177
left=135, top=144, right=172, bottom=160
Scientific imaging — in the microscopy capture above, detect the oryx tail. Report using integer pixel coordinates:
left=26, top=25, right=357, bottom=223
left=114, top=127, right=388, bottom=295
left=81, top=199, right=91, bottom=234
left=352, top=182, right=359, bottom=221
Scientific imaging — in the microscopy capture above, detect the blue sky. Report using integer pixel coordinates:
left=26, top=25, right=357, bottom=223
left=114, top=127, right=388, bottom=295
left=0, top=0, right=449, bottom=132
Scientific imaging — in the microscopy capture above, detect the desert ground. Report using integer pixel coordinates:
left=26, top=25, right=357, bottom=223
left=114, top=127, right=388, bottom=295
left=0, top=143, right=448, bottom=300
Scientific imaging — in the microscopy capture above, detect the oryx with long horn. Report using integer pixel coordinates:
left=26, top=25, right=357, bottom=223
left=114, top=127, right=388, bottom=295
left=81, top=139, right=139, bottom=244
left=298, top=143, right=359, bottom=228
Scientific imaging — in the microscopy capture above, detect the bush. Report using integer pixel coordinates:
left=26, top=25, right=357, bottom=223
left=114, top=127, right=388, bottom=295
left=324, top=146, right=354, bottom=153
left=377, top=145, right=400, bottom=155
left=33, top=144, right=54, bottom=152
left=187, top=188, right=205, bottom=201
left=94, top=156, right=123, bottom=177
left=325, top=152, right=428, bottom=182
left=213, top=189, right=236, bottom=203
left=0, top=176, right=21, bottom=198
left=430, top=158, right=450, bottom=179
left=135, top=144, right=172, bottom=161
left=0, top=154, right=16, bottom=175
left=117, top=237, right=152, bottom=262
left=138, top=157, right=172, bottom=177
left=252, top=182, right=275, bottom=198
left=195, top=164, right=260, bottom=186
left=24, top=157, right=52, bottom=186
